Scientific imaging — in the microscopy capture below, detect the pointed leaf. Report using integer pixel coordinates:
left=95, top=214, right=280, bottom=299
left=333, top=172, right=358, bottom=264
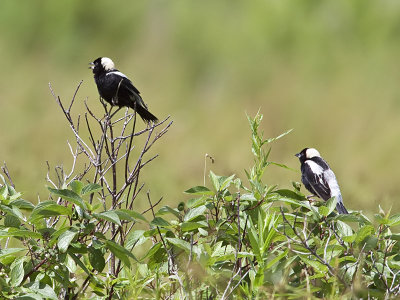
left=389, top=214, right=400, bottom=226
left=0, top=229, right=41, bottom=239
left=156, top=206, right=181, bottom=218
left=94, top=211, right=121, bottom=226
left=105, top=240, right=136, bottom=267
left=88, top=246, right=105, bottom=272
left=29, top=201, right=72, bottom=223
left=326, top=197, right=337, bottom=215
left=355, top=225, right=375, bottom=245
left=115, top=209, right=147, bottom=223
left=184, top=205, right=206, bottom=222
left=209, top=171, right=220, bottom=191
left=150, top=217, right=170, bottom=227
left=81, top=183, right=103, bottom=196
left=0, top=248, right=25, bottom=259
left=264, top=128, right=293, bottom=145
left=58, top=228, right=78, bottom=253
left=184, top=186, right=213, bottom=195
left=181, top=221, right=208, bottom=232
left=10, top=257, right=24, bottom=286
left=9, top=199, right=35, bottom=210
left=70, top=180, right=84, bottom=195
left=166, top=238, right=191, bottom=253
left=48, top=187, right=87, bottom=210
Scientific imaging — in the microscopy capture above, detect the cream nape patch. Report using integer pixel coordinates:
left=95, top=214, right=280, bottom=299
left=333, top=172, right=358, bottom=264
left=101, top=57, right=115, bottom=71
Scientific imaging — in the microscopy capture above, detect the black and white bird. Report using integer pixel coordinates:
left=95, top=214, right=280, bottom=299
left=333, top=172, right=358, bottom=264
left=295, top=148, right=349, bottom=214
left=89, top=57, right=158, bottom=123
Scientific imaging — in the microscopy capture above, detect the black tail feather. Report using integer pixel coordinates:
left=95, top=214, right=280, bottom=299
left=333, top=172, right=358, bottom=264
left=336, top=201, right=349, bottom=214
left=135, top=104, right=158, bottom=123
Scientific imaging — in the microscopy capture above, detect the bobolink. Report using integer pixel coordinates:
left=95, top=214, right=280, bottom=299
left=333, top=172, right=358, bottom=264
left=90, top=57, right=158, bottom=123
left=295, top=148, right=348, bottom=214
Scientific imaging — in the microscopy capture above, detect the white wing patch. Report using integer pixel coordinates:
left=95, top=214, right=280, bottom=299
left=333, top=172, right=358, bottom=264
left=106, top=71, right=128, bottom=79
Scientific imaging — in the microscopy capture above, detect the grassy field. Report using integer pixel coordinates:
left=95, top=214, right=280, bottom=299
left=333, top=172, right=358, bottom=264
left=1, top=0, right=400, bottom=215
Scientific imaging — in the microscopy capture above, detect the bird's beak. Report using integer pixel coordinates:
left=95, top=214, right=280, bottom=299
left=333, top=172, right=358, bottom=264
left=89, top=62, right=94, bottom=70
left=295, top=153, right=301, bottom=158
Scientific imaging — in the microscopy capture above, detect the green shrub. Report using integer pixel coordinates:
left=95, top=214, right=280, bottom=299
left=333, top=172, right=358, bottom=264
left=0, top=86, right=399, bottom=299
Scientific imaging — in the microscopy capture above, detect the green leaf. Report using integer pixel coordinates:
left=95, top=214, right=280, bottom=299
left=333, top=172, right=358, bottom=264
left=325, top=197, right=337, bottom=215
left=48, top=187, right=87, bottom=210
left=0, top=204, right=25, bottom=220
left=219, top=174, right=236, bottom=191
left=81, top=183, right=103, bottom=196
left=375, top=214, right=389, bottom=225
left=318, top=206, right=330, bottom=217
left=187, top=196, right=207, bottom=208
left=355, top=225, right=375, bottom=245
left=336, top=220, right=353, bottom=237
left=105, top=240, right=136, bottom=267
left=156, top=206, right=181, bottom=218
left=29, top=201, right=72, bottom=223
left=4, top=215, right=21, bottom=228
left=274, top=189, right=305, bottom=201
left=248, top=227, right=261, bottom=261
left=166, top=237, right=191, bottom=253
left=181, top=221, right=208, bottom=232
left=68, top=252, right=91, bottom=275
left=266, top=249, right=289, bottom=269
left=142, top=242, right=162, bottom=260
left=389, top=214, right=400, bottom=226
left=263, top=128, right=293, bottom=145
left=300, top=256, right=328, bottom=273
left=184, top=186, right=213, bottom=195
left=70, top=180, right=84, bottom=195
left=10, top=257, right=24, bottom=286
left=0, top=248, right=25, bottom=259
left=65, top=254, right=77, bottom=273
left=0, top=229, right=41, bottom=239
left=184, top=205, right=207, bottom=222
left=209, top=171, right=220, bottom=191
left=94, top=211, right=121, bottom=226
left=125, top=230, right=147, bottom=249
left=9, top=199, right=35, bottom=210
left=88, top=246, right=105, bottom=272
left=31, top=284, right=58, bottom=300
left=335, top=214, right=363, bottom=223
left=150, top=217, right=170, bottom=227
left=58, top=228, right=78, bottom=253
left=115, top=209, right=147, bottom=223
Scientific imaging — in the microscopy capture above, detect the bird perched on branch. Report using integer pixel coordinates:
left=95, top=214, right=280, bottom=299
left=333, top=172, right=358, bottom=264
left=89, top=57, right=158, bottom=123
left=295, top=148, right=349, bottom=214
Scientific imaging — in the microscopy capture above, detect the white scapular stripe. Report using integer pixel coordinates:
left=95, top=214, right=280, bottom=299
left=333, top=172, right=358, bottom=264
left=106, top=71, right=128, bottom=79
left=305, top=160, right=323, bottom=175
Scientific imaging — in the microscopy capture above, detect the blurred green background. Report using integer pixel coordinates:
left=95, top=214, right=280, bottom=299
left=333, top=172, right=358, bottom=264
left=1, top=0, right=400, bottom=215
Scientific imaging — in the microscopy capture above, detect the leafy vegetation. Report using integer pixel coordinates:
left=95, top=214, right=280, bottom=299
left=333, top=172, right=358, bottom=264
left=2, top=1, right=400, bottom=213
left=0, top=90, right=400, bottom=299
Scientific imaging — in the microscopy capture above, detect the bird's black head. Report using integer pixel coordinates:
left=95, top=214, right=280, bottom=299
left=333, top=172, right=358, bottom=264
left=295, top=148, right=321, bottom=163
left=89, top=57, right=115, bottom=75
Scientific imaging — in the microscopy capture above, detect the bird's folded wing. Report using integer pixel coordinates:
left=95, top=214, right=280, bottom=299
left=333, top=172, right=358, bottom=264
left=303, top=162, right=331, bottom=200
